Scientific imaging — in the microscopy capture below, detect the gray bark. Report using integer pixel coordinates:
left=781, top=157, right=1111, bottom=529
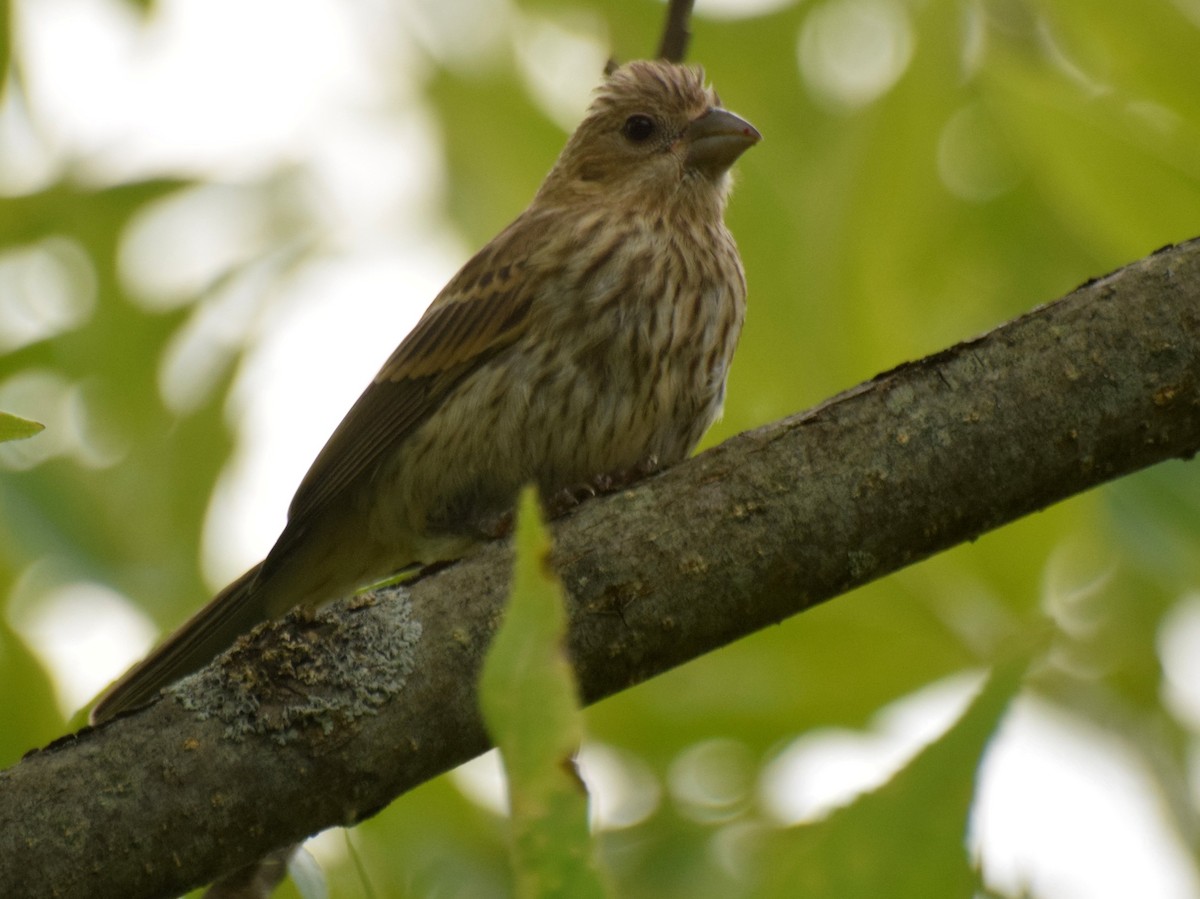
left=3, top=238, right=1199, bottom=899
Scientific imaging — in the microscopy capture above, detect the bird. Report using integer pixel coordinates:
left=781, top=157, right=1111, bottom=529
left=90, top=59, right=760, bottom=723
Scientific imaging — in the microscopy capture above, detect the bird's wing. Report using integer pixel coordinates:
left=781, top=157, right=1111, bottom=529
left=280, top=215, right=543, bottom=534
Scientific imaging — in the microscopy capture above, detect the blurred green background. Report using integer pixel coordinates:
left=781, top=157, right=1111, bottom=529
left=2, top=0, right=1200, bottom=896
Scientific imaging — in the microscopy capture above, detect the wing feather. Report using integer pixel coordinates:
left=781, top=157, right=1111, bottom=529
left=279, top=215, right=544, bottom=534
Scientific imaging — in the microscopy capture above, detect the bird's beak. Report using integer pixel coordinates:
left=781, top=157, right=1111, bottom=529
left=685, top=107, right=761, bottom=176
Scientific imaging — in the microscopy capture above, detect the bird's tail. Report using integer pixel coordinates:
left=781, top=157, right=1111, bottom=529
left=89, top=562, right=270, bottom=723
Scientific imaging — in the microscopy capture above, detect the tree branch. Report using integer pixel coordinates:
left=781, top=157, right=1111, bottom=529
left=4, top=238, right=1200, bottom=898
left=657, top=0, right=694, bottom=62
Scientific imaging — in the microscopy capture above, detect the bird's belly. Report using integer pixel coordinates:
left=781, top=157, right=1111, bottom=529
left=370, top=299, right=737, bottom=550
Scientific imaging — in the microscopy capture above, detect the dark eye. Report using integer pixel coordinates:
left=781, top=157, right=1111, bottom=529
left=621, top=114, right=656, bottom=143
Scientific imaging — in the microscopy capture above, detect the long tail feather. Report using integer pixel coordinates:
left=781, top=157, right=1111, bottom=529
left=90, top=562, right=270, bottom=723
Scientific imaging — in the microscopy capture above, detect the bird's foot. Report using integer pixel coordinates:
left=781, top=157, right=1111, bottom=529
left=544, top=455, right=663, bottom=517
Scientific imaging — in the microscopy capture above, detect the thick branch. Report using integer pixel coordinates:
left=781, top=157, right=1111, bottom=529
left=4, top=239, right=1200, bottom=898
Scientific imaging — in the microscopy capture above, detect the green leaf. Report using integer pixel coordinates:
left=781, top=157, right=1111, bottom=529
left=479, top=488, right=609, bottom=899
left=0, top=0, right=10, bottom=87
left=0, top=618, right=62, bottom=767
left=755, top=654, right=1033, bottom=899
left=0, top=411, right=44, bottom=443
left=427, top=67, right=563, bottom=249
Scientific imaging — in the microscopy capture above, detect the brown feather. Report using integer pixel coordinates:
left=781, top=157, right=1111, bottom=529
left=283, top=215, right=542, bottom=531
left=90, top=60, right=758, bottom=723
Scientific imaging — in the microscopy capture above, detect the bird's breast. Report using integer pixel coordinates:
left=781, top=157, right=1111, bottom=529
left=371, top=214, right=746, bottom=548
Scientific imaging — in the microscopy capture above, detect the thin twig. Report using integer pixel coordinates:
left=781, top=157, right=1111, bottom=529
left=657, top=0, right=695, bottom=62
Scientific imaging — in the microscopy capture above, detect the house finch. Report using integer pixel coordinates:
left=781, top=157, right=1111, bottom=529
left=91, top=60, right=759, bottom=723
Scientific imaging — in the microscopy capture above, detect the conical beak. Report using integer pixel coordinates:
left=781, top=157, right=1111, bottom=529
left=685, top=107, right=761, bottom=176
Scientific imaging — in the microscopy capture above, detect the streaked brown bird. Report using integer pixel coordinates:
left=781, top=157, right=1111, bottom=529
left=91, top=60, right=760, bottom=723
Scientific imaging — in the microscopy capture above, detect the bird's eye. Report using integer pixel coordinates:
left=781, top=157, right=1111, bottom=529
left=621, top=114, right=656, bottom=143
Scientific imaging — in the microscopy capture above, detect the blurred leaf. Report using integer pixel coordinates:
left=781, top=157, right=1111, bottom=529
left=0, top=175, right=234, bottom=629
left=427, top=66, right=563, bottom=248
left=0, top=0, right=10, bottom=88
left=479, top=488, right=609, bottom=899
left=0, top=411, right=42, bottom=442
left=3, top=2, right=1200, bottom=896
left=1041, top=0, right=1200, bottom=127
left=0, top=618, right=61, bottom=767
left=755, top=655, right=1032, bottom=898
left=354, top=778, right=513, bottom=899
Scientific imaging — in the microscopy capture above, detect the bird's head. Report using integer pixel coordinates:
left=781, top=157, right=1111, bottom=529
left=537, top=60, right=760, bottom=212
